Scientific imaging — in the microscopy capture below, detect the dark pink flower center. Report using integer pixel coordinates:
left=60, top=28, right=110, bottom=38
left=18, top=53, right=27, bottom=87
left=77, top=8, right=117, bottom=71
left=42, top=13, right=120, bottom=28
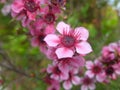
left=44, top=13, right=55, bottom=24
left=38, top=34, right=45, bottom=44
left=61, top=35, right=75, bottom=48
left=83, top=76, right=92, bottom=85
left=92, top=65, right=102, bottom=74
left=51, top=88, right=56, bottom=90
left=105, top=67, right=114, bottom=75
left=24, top=0, right=38, bottom=12
left=53, top=67, right=61, bottom=74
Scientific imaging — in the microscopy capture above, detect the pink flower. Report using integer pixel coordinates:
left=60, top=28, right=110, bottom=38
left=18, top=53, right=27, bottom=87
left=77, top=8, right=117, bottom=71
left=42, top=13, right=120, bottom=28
left=101, top=41, right=120, bottom=66
left=80, top=76, right=96, bottom=90
left=102, top=46, right=115, bottom=61
left=44, top=75, right=60, bottom=90
left=85, top=60, right=106, bottom=82
left=11, top=0, right=41, bottom=21
left=47, top=63, right=69, bottom=81
left=1, top=4, right=11, bottom=16
left=46, top=47, right=58, bottom=60
left=30, top=28, right=47, bottom=54
left=57, top=56, right=85, bottom=71
left=44, top=21, right=92, bottom=59
left=36, top=10, right=56, bottom=34
left=104, top=64, right=120, bottom=80
left=63, top=69, right=80, bottom=90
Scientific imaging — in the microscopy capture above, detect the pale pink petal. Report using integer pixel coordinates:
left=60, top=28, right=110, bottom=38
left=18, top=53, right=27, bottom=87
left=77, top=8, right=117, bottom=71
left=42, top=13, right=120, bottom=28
left=56, top=21, right=70, bottom=34
left=85, top=61, right=94, bottom=69
left=63, top=81, right=72, bottom=90
left=75, top=27, right=89, bottom=41
left=44, top=34, right=60, bottom=47
left=72, top=76, right=80, bottom=85
left=85, top=71, right=94, bottom=78
left=47, top=65, right=53, bottom=73
left=89, top=84, right=96, bottom=90
left=51, top=74, right=59, bottom=80
left=94, top=59, right=101, bottom=65
left=55, top=47, right=74, bottom=59
left=96, top=74, right=106, bottom=82
left=81, top=85, right=88, bottom=90
left=60, top=72, right=69, bottom=80
left=11, top=1, right=24, bottom=13
left=112, top=74, right=117, bottom=80
left=72, top=56, right=85, bottom=67
left=115, top=70, right=120, bottom=75
left=76, top=42, right=92, bottom=55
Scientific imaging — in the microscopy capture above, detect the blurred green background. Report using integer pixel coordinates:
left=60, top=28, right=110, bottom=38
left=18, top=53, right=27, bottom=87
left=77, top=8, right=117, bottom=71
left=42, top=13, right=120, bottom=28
left=0, top=0, right=120, bottom=90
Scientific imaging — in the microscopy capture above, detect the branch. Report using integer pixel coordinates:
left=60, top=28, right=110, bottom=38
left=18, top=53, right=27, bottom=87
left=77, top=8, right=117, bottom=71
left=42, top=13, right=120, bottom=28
left=0, top=43, right=43, bottom=81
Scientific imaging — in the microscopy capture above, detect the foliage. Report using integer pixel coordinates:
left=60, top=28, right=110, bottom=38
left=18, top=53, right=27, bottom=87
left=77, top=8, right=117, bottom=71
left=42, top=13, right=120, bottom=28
left=0, top=0, right=120, bottom=90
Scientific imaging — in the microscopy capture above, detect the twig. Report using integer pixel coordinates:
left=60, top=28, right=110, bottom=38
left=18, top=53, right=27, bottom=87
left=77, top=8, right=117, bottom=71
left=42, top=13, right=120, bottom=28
left=0, top=43, right=43, bottom=81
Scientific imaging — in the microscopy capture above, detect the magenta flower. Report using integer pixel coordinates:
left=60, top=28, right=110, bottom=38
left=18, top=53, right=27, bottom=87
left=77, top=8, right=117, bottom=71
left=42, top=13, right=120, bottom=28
left=44, top=21, right=92, bottom=59
left=44, top=75, right=60, bottom=90
left=104, top=64, right=120, bottom=80
left=30, top=28, right=47, bottom=54
left=85, top=60, right=106, bottom=82
left=102, top=46, right=115, bottom=61
left=47, top=63, right=69, bottom=81
left=80, top=76, right=96, bottom=90
left=57, top=56, right=85, bottom=71
left=34, top=8, right=56, bottom=34
left=63, top=68, right=80, bottom=90
left=11, top=0, right=41, bottom=20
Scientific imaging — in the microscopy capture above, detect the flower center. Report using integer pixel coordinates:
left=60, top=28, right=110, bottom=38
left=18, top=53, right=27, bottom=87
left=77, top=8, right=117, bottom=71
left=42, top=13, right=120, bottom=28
left=24, top=0, right=38, bottom=12
left=83, top=77, right=92, bottom=85
left=51, top=88, right=56, bottom=90
left=92, top=65, right=102, bottom=74
left=44, top=13, right=55, bottom=24
left=38, top=34, right=45, bottom=44
left=54, top=66, right=61, bottom=74
left=105, top=67, right=114, bottom=75
left=61, top=35, right=75, bottom=48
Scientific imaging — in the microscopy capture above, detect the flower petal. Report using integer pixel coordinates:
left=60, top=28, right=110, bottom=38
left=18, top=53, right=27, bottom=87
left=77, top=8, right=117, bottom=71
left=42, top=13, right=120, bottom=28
left=76, top=42, right=92, bottom=55
left=72, top=76, right=80, bottom=85
left=81, top=85, right=88, bottom=90
left=47, top=64, right=53, bottom=73
left=27, top=11, right=36, bottom=20
left=55, top=47, right=74, bottom=59
left=60, top=72, right=69, bottom=80
left=56, top=21, right=70, bottom=34
left=63, top=81, right=72, bottom=90
left=11, top=0, right=24, bottom=13
left=85, top=71, right=94, bottom=78
left=85, top=61, right=94, bottom=69
left=89, top=84, right=96, bottom=90
left=44, top=34, right=59, bottom=47
left=96, top=73, right=106, bottom=82
left=72, top=56, right=85, bottom=68
left=75, top=27, right=89, bottom=41
left=45, top=24, right=55, bottom=34
left=51, top=74, right=59, bottom=80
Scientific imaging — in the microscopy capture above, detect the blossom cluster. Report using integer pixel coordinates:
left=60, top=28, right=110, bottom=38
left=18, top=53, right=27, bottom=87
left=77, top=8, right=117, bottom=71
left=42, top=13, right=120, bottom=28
left=0, top=0, right=120, bottom=90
